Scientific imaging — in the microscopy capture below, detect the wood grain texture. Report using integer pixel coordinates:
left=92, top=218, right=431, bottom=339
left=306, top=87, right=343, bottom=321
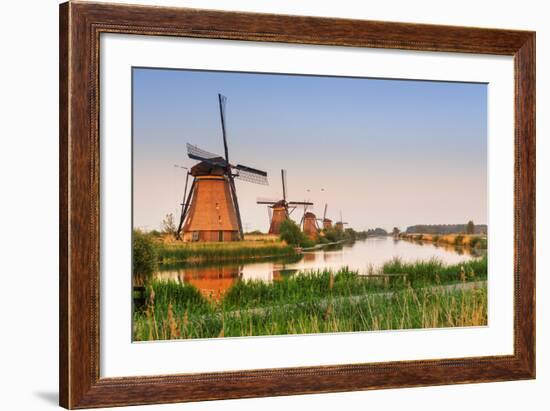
left=59, top=1, right=536, bottom=408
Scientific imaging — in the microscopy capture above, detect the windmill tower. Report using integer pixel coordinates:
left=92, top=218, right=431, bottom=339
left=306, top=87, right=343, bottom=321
left=334, top=210, right=349, bottom=232
left=302, top=210, right=319, bottom=239
left=175, top=94, right=268, bottom=242
left=317, top=203, right=333, bottom=229
left=257, top=169, right=312, bottom=235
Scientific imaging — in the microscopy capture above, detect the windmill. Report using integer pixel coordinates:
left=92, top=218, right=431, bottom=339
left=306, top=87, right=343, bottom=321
left=317, top=203, right=333, bottom=229
left=334, top=210, right=349, bottom=231
left=175, top=94, right=268, bottom=242
left=257, top=169, right=312, bottom=235
left=302, top=208, right=319, bottom=239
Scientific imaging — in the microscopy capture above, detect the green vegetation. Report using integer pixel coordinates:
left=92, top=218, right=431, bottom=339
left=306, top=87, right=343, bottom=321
left=133, top=256, right=488, bottom=341
left=382, top=255, right=487, bottom=287
left=157, top=241, right=297, bottom=265
left=398, top=232, right=487, bottom=250
left=161, top=213, right=177, bottom=236
left=279, top=219, right=314, bottom=248
left=131, top=229, right=297, bottom=274
left=222, top=268, right=403, bottom=310
left=133, top=230, right=158, bottom=275
left=321, top=227, right=363, bottom=243
left=469, top=236, right=488, bottom=249
left=134, top=282, right=487, bottom=340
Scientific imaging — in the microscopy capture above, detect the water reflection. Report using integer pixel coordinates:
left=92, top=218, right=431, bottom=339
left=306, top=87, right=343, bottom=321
left=141, top=237, right=482, bottom=300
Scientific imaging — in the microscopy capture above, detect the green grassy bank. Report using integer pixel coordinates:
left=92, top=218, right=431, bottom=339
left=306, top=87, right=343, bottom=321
left=133, top=229, right=297, bottom=275
left=399, top=233, right=488, bottom=249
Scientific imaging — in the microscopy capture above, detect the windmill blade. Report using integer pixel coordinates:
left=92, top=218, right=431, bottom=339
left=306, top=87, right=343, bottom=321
left=175, top=178, right=196, bottom=239
left=267, top=207, right=272, bottom=226
left=186, top=143, right=226, bottom=166
left=281, top=169, right=287, bottom=202
left=257, top=196, right=279, bottom=205
left=227, top=177, right=244, bottom=239
left=300, top=204, right=308, bottom=226
left=234, top=164, right=267, bottom=176
left=180, top=171, right=190, bottom=210
left=218, top=94, right=230, bottom=163
left=288, top=201, right=314, bottom=206
left=323, top=203, right=328, bottom=220
left=235, top=168, right=268, bottom=185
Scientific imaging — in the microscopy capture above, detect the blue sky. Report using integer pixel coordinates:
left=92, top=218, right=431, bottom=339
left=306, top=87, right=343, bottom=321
left=133, top=67, right=487, bottom=232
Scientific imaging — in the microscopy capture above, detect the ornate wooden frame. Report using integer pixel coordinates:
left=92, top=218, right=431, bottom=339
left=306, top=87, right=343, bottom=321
left=59, top=1, right=535, bottom=408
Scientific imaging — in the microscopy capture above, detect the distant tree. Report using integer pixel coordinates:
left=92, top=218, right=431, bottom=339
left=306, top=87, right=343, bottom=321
left=162, top=213, right=177, bottom=236
left=344, top=228, right=357, bottom=241
left=392, top=227, right=401, bottom=237
left=466, top=220, right=475, bottom=234
left=246, top=230, right=263, bottom=235
left=323, top=227, right=343, bottom=243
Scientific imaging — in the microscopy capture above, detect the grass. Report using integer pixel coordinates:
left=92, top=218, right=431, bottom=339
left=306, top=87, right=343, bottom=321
left=399, top=233, right=487, bottom=249
left=133, top=256, right=488, bottom=341
left=221, top=268, right=405, bottom=310
left=133, top=283, right=487, bottom=340
left=156, top=240, right=297, bottom=265
left=382, top=255, right=487, bottom=287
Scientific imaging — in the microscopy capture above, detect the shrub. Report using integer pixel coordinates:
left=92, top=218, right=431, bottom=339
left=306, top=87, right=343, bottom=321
left=133, top=229, right=158, bottom=275
left=279, top=219, right=304, bottom=246
left=454, top=235, right=464, bottom=246
left=470, top=237, right=487, bottom=249
left=323, top=227, right=343, bottom=243
left=344, top=228, right=357, bottom=242
left=299, top=237, right=316, bottom=248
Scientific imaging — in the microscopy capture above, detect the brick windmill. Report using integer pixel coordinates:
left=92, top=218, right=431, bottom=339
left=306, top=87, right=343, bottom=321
left=334, top=210, right=349, bottom=231
left=301, top=206, right=319, bottom=240
left=257, top=169, right=312, bottom=235
left=175, top=94, right=268, bottom=242
left=317, top=203, right=333, bottom=229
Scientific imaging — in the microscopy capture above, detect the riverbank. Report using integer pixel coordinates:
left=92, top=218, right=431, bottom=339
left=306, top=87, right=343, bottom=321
left=133, top=256, right=487, bottom=340
left=157, top=240, right=297, bottom=265
left=133, top=229, right=298, bottom=274
left=398, top=232, right=487, bottom=249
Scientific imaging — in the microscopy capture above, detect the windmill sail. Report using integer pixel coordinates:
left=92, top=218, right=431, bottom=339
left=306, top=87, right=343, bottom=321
left=235, top=164, right=268, bottom=185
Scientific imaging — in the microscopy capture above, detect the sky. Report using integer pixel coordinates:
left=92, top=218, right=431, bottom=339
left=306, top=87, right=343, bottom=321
left=132, top=67, right=487, bottom=233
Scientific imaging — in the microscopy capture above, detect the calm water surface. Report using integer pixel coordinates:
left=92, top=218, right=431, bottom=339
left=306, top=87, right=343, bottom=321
left=149, top=237, right=481, bottom=300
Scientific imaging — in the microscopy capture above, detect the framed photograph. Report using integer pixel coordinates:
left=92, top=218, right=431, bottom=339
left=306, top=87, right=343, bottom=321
left=59, top=1, right=535, bottom=408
